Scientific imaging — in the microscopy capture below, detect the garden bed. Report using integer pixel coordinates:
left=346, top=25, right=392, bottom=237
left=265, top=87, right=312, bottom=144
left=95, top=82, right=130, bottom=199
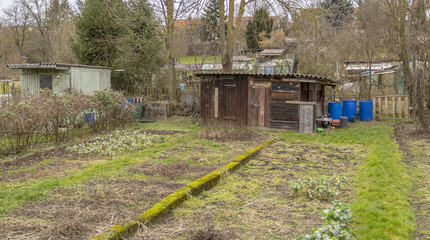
left=0, top=117, right=273, bottom=239
left=131, top=137, right=364, bottom=239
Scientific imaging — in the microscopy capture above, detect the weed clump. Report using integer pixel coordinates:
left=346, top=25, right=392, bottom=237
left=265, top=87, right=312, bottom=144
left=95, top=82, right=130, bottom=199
left=289, top=176, right=343, bottom=200
left=66, top=131, right=163, bottom=156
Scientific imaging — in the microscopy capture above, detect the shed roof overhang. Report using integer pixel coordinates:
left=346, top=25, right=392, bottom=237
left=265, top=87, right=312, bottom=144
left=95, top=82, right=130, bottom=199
left=194, top=72, right=337, bottom=86
left=7, top=63, right=111, bottom=70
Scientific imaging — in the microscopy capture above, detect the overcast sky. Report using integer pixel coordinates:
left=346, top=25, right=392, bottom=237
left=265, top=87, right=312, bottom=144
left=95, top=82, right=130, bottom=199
left=0, top=0, right=77, bottom=15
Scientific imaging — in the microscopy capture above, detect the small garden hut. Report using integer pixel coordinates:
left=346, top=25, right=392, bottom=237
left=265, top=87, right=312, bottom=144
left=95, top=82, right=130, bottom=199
left=7, top=63, right=111, bottom=95
left=196, top=72, right=337, bottom=133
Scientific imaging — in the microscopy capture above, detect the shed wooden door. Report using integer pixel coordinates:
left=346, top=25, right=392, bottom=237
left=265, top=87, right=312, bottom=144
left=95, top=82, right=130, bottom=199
left=250, top=87, right=269, bottom=127
left=223, top=82, right=236, bottom=120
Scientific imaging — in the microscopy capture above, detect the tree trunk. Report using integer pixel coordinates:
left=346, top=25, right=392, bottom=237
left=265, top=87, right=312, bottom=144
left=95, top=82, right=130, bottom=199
left=166, top=0, right=175, bottom=102
left=220, top=0, right=248, bottom=72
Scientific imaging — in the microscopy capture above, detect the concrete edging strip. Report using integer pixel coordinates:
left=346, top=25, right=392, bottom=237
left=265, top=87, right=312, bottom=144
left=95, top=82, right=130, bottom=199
left=91, top=138, right=275, bottom=240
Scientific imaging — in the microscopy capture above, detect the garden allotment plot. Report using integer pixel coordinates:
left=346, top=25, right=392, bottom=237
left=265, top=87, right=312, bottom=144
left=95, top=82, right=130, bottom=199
left=0, top=118, right=273, bottom=239
left=132, top=137, right=365, bottom=239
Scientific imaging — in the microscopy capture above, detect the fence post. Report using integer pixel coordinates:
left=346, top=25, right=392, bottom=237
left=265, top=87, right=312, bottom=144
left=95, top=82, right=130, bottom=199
left=405, top=96, right=409, bottom=119
left=392, top=96, right=395, bottom=119
left=385, top=96, right=388, bottom=118
left=378, top=97, right=382, bottom=119
left=373, top=97, right=376, bottom=120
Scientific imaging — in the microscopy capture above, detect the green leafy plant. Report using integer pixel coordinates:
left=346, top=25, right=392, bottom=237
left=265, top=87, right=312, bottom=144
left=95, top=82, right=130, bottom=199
left=294, top=201, right=352, bottom=240
left=289, top=176, right=343, bottom=200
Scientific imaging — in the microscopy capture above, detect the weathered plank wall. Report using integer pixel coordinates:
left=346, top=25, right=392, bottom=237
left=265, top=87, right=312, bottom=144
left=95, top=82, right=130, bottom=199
left=270, top=81, right=300, bottom=130
left=201, top=76, right=248, bottom=128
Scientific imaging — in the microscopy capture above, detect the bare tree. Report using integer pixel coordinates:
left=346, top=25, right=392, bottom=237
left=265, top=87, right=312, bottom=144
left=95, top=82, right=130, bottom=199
left=382, top=0, right=430, bottom=130
left=150, top=0, right=201, bottom=102
left=1, top=0, right=30, bottom=52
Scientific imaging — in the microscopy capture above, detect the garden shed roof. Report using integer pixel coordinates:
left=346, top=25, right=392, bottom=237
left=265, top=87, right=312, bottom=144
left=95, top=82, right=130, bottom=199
left=195, top=72, right=337, bottom=86
left=7, top=63, right=111, bottom=70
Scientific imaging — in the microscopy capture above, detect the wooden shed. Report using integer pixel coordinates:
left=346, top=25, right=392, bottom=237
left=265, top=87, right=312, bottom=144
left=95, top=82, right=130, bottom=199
left=196, top=73, right=337, bottom=133
left=7, top=63, right=111, bottom=95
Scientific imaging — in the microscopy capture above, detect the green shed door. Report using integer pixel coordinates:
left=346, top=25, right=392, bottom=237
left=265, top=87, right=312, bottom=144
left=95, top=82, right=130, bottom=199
left=40, top=75, right=52, bottom=90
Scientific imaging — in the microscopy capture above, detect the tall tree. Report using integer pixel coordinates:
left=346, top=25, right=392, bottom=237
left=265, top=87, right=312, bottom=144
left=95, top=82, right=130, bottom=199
left=201, top=0, right=220, bottom=43
left=219, top=0, right=250, bottom=72
left=22, top=0, right=52, bottom=61
left=72, top=0, right=126, bottom=67
left=321, top=0, right=354, bottom=28
left=46, top=0, right=74, bottom=62
left=246, top=20, right=259, bottom=51
left=114, top=0, right=165, bottom=91
left=245, top=8, right=273, bottom=51
left=382, top=0, right=430, bottom=130
left=1, top=0, right=30, bottom=52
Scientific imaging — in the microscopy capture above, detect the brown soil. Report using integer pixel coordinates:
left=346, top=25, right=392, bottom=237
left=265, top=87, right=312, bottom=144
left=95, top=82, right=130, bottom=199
left=395, top=122, right=430, bottom=239
left=129, top=163, right=217, bottom=180
left=198, top=129, right=266, bottom=143
left=0, top=178, right=184, bottom=240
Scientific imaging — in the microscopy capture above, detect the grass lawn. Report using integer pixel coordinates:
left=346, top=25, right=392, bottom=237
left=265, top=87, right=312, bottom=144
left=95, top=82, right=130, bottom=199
left=396, top=122, right=430, bottom=239
left=0, top=118, right=421, bottom=239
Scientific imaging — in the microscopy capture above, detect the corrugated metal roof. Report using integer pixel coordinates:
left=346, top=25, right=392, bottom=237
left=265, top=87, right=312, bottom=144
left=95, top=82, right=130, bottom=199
left=7, top=63, right=111, bottom=70
left=194, top=72, right=337, bottom=85
left=260, top=49, right=287, bottom=56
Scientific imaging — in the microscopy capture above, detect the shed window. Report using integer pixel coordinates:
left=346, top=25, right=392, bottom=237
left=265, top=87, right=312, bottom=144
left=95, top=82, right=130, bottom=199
left=40, top=75, right=53, bottom=90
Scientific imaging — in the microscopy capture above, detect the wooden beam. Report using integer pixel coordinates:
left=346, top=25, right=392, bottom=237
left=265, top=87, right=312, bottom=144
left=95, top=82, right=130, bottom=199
left=392, top=96, right=395, bottom=118
left=285, top=101, right=317, bottom=105
left=373, top=97, right=376, bottom=120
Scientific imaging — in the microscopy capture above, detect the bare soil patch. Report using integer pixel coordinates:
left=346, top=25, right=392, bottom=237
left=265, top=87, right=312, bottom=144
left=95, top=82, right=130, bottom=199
left=129, top=163, right=217, bottom=180
left=0, top=178, right=184, bottom=239
left=396, top=122, right=430, bottom=239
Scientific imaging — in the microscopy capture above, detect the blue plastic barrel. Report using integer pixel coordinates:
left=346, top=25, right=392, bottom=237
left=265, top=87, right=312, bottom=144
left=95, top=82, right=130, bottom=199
left=359, top=100, right=373, bottom=122
left=342, top=100, right=357, bottom=122
left=328, top=102, right=342, bottom=120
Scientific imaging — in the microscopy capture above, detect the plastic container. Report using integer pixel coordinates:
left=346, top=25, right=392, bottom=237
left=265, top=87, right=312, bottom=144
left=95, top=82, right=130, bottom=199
left=133, top=103, right=144, bottom=119
left=84, top=113, right=94, bottom=125
left=359, top=100, right=373, bottom=122
left=340, top=116, right=348, bottom=128
left=342, top=100, right=357, bottom=122
left=328, top=102, right=342, bottom=120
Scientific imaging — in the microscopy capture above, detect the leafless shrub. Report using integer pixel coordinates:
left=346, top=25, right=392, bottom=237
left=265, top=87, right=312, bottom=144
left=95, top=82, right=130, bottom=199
left=0, top=89, right=135, bottom=155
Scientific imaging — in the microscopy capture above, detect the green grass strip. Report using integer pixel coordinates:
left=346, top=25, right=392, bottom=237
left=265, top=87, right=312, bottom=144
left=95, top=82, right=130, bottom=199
left=91, top=138, right=275, bottom=240
left=278, top=122, right=414, bottom=239
left=0, top=134, right=195, bottom=215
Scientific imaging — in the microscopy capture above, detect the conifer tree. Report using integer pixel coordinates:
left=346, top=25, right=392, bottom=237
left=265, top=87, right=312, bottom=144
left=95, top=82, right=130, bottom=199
left=72, top=0, right=126, bottom=67
left=245, top=8, right=273, bottom=51
left=201, top=0, right=220, bottom=43
left=321, top=0, right=354, bottom=28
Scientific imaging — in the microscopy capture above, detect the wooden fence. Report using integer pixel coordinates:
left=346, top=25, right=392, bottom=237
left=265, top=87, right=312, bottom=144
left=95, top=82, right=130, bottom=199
left=373, top=95, right=411, bottom=120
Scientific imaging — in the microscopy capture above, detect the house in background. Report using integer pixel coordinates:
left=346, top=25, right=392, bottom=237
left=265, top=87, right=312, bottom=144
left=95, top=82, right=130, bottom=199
left=256, top=49, right=291, bottom=74
left=7, top=63, right=111, bottom=95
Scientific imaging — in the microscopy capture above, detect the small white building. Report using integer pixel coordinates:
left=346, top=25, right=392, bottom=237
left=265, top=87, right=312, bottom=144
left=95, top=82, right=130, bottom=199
left=7, top=63, right=111, bottom=95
